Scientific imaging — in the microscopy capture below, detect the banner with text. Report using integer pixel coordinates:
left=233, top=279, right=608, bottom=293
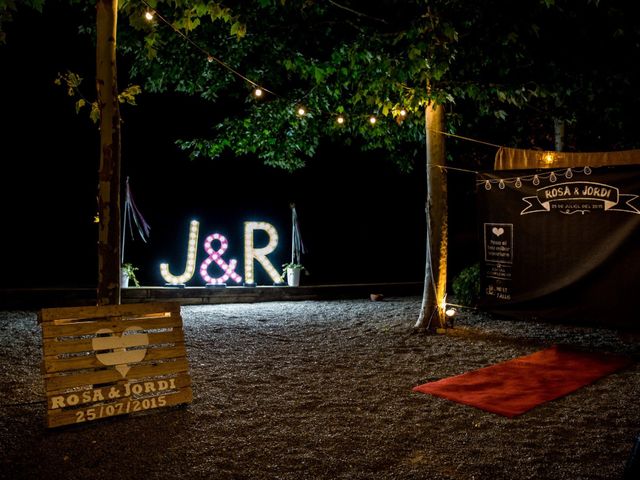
left=476, top=165, right=640, bottom=327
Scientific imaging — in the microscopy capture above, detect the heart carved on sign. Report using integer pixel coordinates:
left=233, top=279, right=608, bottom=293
left=92, top=327, right=149, bottom=378
left=491, top=227, right=505, bottom=237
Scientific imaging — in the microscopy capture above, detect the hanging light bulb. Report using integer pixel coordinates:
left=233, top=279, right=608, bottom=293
left=543, top=152, right=555, bottom=164
left=144, top=11, right=154, bottom=21
left=336, top=115, right=345, bottom=125
left=253, top=88, right=263, bottom=98
left=297, top=106, right=306, bottom=116
left=369, top=115, right=377, bottom=125
left=399, top=109, right=407, bottom=117
left=515, top=177, right=522, bottom=188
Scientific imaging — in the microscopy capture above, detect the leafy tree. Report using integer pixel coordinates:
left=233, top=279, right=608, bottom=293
left=3, top=0, right=639, bottom=319
left=0, top=0, right=44, bottom=44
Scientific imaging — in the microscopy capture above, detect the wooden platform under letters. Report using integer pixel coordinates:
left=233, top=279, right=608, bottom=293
left=38, top=302, right=192, bottom=428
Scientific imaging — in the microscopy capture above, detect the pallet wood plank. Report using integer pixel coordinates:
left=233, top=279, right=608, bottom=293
left=44, top=358, right=190, bottom=392
left=41, top=314, right=183, bottom=338
left=44, top=344, right=188, bottom=374
left=39, top=302, right=180, bottom=323
left=43, top=329, right=184, bottom=356
left=47, top=373, right=193, bottom=409
left=46, top=387, right=193, bottom=428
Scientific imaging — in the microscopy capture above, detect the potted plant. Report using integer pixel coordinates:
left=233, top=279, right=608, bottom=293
left=282, top=262, right=304, bottom=287
left=282, top=204, right=307, bottom=287
left=121, top=263, right=140, bottom=288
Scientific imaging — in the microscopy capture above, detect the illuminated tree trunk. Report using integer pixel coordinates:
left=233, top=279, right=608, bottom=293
left=96, top=0, right=121, bottom=305
left=414, top=101, right=448, bottom=330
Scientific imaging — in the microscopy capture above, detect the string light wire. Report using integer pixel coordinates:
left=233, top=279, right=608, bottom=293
left=427, top=128, right=502, bottom=149
left=139, top=0, right=276, bottom=96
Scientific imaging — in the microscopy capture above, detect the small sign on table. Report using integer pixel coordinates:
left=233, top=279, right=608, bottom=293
left=39, top=302, right=192, bottom=428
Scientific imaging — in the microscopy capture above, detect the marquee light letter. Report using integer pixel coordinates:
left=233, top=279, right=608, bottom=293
left=199, top=233, right=242, bottom=285
left=244, top=221, right=283, bottom=284
left=160, top=220, right=200, bottom=285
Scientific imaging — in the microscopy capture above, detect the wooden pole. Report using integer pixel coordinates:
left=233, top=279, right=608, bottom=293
left=96, top=0, right=121, bottom=306
left=415, top=101, right=448, bottom=330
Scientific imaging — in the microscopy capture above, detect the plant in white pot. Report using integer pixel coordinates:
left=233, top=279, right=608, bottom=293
left=282, top=262, right=305, bottom=287
left=121, top=263, right=140, bottom=288
left=283, top=204, right=307, bottom=287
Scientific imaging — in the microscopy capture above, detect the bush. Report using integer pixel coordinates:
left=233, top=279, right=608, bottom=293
left=452, top=263, right=481, bottom=306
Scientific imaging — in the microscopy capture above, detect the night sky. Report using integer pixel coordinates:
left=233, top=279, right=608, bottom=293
left=0, top=4, right=481, bottom=289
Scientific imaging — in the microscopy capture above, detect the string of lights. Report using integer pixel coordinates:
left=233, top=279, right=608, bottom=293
left=136, top=1, right=510, bottom=149
left=428, top=163, right=480, bottom=175
left=478, top=166, right=593, bottom=189
left=140, top=0, right=275, bottom=95
left=426, top=163, right=593, bottom=181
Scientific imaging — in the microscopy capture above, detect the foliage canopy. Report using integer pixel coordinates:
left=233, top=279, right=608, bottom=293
left=5, top=0, right=640, bottom=171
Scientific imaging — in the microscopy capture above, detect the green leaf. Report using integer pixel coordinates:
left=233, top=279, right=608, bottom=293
left=90, top=102, right=100, bottom=124
left=118, top=85, right=142, bottom=105
left=313, top=66, right=325, bottom=84
left=74, top=98, right=85, bottom=114
left=230, top=21, right=246, bottom=39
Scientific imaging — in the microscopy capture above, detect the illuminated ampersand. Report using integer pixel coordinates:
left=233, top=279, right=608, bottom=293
left=199, top=233, right=242, bottom=285
left=244, top=221, right=284, bottom=285
left=160, top=220, right=199, bottom=285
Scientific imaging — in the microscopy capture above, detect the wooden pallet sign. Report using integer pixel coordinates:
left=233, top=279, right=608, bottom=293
left=38, top=302, right=192, bottom=428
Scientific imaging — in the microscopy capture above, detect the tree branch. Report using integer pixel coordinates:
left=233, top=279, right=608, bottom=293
left=328, top=0, right=388, bottom=24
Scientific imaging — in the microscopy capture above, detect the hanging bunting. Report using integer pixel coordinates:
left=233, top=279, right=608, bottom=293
left=122, top=177, right=151, bottom=263
left=290, top=203, right=306, bottom=264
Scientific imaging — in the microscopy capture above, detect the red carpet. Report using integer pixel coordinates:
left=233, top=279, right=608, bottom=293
left=412, top=345, right=632, bottom=418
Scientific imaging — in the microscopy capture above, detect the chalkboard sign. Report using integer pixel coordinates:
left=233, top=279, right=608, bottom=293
left=476, top=165, right=640, bottom=327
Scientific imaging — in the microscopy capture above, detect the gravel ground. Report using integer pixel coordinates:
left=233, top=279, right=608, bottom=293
left=0, top=296, right=638, bottom=480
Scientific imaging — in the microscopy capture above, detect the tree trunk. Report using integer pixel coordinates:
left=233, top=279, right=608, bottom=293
left=414, top=102, right=448, bottom=331
left=96, top=0, right=121, bottom=306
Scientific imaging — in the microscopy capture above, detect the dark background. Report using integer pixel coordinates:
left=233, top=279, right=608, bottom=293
left=0, top=4, right=481, bottom=289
